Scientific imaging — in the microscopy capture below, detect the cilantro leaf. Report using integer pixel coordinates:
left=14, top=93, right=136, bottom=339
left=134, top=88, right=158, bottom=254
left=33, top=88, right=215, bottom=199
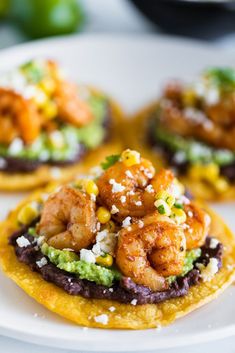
left=101, top=154, right=120, bottom=170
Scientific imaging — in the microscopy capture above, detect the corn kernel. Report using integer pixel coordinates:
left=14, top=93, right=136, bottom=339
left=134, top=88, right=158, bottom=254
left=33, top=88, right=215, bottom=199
left=154, top=199, right=171, bottom=216
left=214, top=177, right=229, bottom=193
left=155, top=190, right=175, bottom=208
left=97, top=207, right=111, bottom=224
left=106, top=220, right=116, bottom=233
left=18, top=202, right=39, bottom=225
left=39, top=78, right=56, bottom=95
left=189, top=163, right=219, bottom=182
left=42, top=101, right=58, bottom=120
left=85, top=180, right=99, bottom=196
left=182, top=89, right=196, bottom=106
left=171, top=207, right=187, bottom=225
left=121, top=149, right=140, bottom=167
left=96, top=254, right=113, bottom=267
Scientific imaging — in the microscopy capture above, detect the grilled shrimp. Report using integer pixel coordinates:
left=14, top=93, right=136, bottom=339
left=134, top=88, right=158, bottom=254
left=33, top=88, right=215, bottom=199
left=37, top=186, right=97, bottom=251
left=54, top=80, right=94, bottom=127
left=116, top=212, right=186, bottom=291
left=97, top=158, right=175, bottom=221
left=184, top=202, right=211, bottom=249
left=0, top=88, right=41, bottom=144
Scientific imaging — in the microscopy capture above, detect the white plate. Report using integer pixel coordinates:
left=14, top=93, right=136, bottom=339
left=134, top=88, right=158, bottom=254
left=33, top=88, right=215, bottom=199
left=0, top=34, right=235, bottom=352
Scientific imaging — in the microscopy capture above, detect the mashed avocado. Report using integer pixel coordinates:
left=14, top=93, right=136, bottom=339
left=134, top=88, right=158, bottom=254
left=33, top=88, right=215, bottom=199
left=155, top=124, right=235, bottom=167
left=0, top=94, right=108, bottom=162
left=41, top=243, right=121, bottom=287
left=168, top=248, right=201, bottom=284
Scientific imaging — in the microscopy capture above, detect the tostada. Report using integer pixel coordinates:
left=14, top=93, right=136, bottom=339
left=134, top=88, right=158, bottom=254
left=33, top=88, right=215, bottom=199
left=128, top=67, right=235, bottom=201
left=0, top=149, right=235, bottom=329
left=0, top=59, right=123, bottom=190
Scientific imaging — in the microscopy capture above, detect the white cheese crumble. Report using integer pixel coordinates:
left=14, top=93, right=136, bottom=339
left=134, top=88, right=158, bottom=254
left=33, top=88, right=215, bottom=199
left=210, top=238, right=219, bottom=249
left=16, top=236, right=30, bottom=248
left=197, top=258, right=219, bottom=282
left=125, top=170, right=133, bottom=178
left=109, top=179, right=125, bottom=193
left=111, top=205, right=119, bottom=214
left=138, top=220, right=144, bottom=228
left=127, top=190, right=135, bottom=196
left=145, top=184, right=154, bottom=193
left=90, top=193, right=96, bottom=202
left=109, top=306, right=116, bottom=312
left=120, top=195, right=126, bottom=204
left=8, top=138, right=24, bottom=155
left=80, top=249, right=96, bottom=264
left=36, top=257, right=48, bottom=268
left=94, top=314, right=109, bottom=325
left=109, top=288, right=114, bottom=292
left=122, top=216, right=132, bottom=228
left=90, top=166, right=103, bottom=178
left=92, top=230, right=117, bottom=257
left=187, top=211, right=193, bottom=218
left=131, top=299, right=138, bottom=306
left=36, top=236, right=45, bottom=246
left=135, top=200, right=142, bottom=206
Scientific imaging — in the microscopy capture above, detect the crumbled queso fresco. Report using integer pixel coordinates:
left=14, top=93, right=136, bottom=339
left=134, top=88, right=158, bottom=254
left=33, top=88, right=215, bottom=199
left=197, top=258, right=219, bottom=282
left=122, top=217, right=132, bottom=228
left=210, top=238, right=219, bottom=249
left=109, top=179, right=125, bottom=193
left=94, top=314, right=109, bottom=325
left=16, top=235, right=31, bottom=248
left=36, top=257, right=48, bottom=268
left=111, top=205, right=119, bottom=214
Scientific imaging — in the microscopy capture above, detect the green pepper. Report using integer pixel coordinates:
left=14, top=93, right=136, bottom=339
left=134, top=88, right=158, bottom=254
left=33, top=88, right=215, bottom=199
left=11, top=0, right=85, bottom=38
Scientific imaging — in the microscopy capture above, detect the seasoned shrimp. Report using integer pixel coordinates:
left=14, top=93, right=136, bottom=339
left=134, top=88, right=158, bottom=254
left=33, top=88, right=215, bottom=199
left=97, top=157, right=175, bottom=221
left=184, top=202, right=211, bottom=249
left=54, top=81, right=94, bottom=127
left=38, top=186, right=97, bottom=251
left=116, top=212, right=186, bottom=291
left=0, top=88, right=41, bottom=144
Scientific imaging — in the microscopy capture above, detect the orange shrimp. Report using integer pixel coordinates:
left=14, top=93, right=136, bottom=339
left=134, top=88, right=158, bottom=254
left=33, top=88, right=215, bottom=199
left=116, top=212, right=186, bottom=291
left=37, top=186, right=97, bottom=251
left=0, top=88, right=41, bottom=144
left=97, top=156, right=175, bottom=221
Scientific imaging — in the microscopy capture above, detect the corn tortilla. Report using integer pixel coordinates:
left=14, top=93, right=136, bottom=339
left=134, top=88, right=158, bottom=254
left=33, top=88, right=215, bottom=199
left=126, top=103, right=235, bottom=201
left=0, top=189, right=235, bottom=329
left=0, top=88, right=124, bottom=191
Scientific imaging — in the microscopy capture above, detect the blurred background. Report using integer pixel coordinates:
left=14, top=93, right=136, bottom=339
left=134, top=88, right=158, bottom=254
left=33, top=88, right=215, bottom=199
left=1, top=0, right=235, bottom=50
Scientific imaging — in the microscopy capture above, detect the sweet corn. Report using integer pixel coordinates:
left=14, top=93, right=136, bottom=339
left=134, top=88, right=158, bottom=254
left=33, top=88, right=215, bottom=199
left=18, top=202, right=39, bottom=225
left=171, top=207, right=187, bottom=225
left=121, top=149, right=140, bottom=167
left=85, top=180, right=99, bottom=196
left=154, top=199, right=171, bottom=216
left=182, top=89, right=196, bottom=106
left=189, top=163, right=219, bottom=182
left=155, top=190, right=175, bottom=208
left=39, top=78, right=56, bottom=95
left=42, top=101, right=58, bottom=120
left=96, top=254, right=113, bottom=267
left=97, top=207, right=111, bottom=224
left=214, top=177, right=229, bottom=193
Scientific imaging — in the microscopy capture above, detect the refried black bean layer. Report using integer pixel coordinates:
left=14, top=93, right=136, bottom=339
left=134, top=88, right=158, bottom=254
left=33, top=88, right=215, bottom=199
left=9, top=226, right=223, bottom=305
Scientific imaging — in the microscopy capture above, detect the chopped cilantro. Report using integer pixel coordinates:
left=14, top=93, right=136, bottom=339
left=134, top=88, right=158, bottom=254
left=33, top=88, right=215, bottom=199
left=101, top=154, right=120, bottom=170
left=205, top=67, right=235, bottom=92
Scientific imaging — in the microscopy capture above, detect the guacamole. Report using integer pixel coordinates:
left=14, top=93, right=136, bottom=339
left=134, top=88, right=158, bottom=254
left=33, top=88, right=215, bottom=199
left=154, top=124, right=235, bottom=167
left=41, top=243, right=121, bottom=287
left=168, top=248, right=201, bottom=284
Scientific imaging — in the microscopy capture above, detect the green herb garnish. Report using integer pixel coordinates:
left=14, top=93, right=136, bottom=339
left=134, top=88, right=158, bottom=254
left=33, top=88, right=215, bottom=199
left=101, top=154, right=120, bottom=170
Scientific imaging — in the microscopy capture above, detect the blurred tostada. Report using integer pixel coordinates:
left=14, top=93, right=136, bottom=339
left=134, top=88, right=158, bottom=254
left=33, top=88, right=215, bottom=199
left=0, top=149, right=235, bottom=329
left=128, top=67, right=235, bottom=200
left=0, top=59, right=123, bottom=191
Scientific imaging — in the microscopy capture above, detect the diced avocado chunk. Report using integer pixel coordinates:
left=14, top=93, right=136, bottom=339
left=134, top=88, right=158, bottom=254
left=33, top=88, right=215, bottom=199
left=168, top=248, right=201, bottom=284
left=41, top=243, right=121, bottom=287
left=155, top=124, right=235, bottom=167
